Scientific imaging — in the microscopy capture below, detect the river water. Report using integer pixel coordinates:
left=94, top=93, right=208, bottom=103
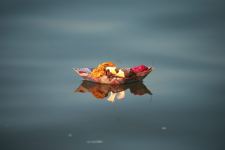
left=1, top=0, right=225, bottom=150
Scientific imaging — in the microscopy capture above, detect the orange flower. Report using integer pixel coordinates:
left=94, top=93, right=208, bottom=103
left=90, top=62, right=116, bottom=78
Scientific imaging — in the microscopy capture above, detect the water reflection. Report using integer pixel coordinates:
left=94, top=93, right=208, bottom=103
left=75, top=81, right=152, bottom=102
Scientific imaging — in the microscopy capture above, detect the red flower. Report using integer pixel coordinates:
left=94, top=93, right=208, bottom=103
left=130, top=65, right=148, bottom=73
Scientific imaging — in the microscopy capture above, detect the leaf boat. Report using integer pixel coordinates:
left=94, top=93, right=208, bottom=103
left=73, top=66, right=152, bottom=85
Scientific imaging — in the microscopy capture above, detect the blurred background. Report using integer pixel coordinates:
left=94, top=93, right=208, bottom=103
left=1, top=0, right=225, bottom=150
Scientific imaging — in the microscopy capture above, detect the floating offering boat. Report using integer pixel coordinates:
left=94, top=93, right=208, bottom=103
left=73, top=62, right=152, bottom=85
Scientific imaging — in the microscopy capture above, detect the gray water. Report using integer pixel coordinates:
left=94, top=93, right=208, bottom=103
left=1, top=0, right=225, bottom=150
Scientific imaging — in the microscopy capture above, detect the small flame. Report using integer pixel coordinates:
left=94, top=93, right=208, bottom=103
left=106, top=67, right=125, bottom=78
left=116, top=69, right=125, bottom=78
left=106, top=67, right=117, bottom=74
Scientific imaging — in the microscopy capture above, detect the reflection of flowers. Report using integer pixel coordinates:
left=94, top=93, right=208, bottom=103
left=75, top=81, right=152, bottom=102
left=91, top=88, right=108, bottom=99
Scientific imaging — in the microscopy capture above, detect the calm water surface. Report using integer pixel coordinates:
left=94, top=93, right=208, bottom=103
left=1, top=58, right=225, bottom=150
left=1, top=0, right=225, bottom=149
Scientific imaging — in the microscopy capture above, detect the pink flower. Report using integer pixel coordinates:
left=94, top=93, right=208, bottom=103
left=130, top=65, right=148, bottom=73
